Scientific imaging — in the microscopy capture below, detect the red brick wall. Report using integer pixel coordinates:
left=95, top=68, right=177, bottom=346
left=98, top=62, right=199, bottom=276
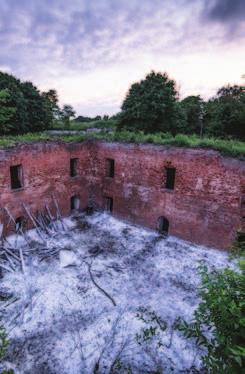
left=0, top=142, right=92, bottom=235
left=0, top=140, right=244, bottom=249
left=89, top=142, right=244, bottom=249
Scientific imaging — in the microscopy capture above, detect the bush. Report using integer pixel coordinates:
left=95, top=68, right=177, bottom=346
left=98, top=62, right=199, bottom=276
left=176, top=264, right=245, bottom=373
left=0, top=326, right=8, bottom=361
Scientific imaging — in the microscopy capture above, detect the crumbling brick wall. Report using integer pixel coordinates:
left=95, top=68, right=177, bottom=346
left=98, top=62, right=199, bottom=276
left=0, top=140, right=244, bottom=249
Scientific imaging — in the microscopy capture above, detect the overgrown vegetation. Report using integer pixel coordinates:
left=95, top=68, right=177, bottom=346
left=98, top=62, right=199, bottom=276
left=118, top=71, right=245, bottom=141
left=118, top=71, right=178, bottom=133
left=0, top=72, right=54, bottom=134
left=175, top=235, right=245, bottom=372
left=1, top=70, right=244, bottom=142
left=0, top=130, right=244, bottom=158
left=0, top=325, right=12, bottom=373
left=230, top=232, right=245, bottom=259
left=0, top=72, right=78, bottom=135
left=176, top=262, right=245, bottom=373
left=115, top=237, right=245, bottom=373
left=0, top=325, right=8, bottom=361
left=52, top=118, right=118, bottom=131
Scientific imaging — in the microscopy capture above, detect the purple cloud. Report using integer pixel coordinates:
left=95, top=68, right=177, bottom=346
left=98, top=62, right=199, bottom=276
left=0, top=0, right=244, bottom=116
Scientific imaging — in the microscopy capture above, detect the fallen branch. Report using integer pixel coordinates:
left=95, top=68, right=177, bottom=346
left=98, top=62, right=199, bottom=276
left=86, top=261, right=116, bottom=307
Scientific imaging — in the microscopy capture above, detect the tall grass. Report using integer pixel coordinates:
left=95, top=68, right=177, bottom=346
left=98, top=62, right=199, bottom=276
left=52, top=118, right=118, bottom=131
left=0, top=130, right=244, bottom=159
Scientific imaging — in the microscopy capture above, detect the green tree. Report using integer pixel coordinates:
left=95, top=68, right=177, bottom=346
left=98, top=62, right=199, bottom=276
left=60, top=104, right=76, bottom=129
left=179, top=95, right=204, bottom=136
left=0, top=89, right=16, bottom=134
left=0, top=71, right=54, bottom=135
left=42, top=89, right=59, bottom=119
left=204, top=85, right=245, bottom=140
left=21, top=82, right=53, bottom=132
left=118, top=71, right=178, bottom=133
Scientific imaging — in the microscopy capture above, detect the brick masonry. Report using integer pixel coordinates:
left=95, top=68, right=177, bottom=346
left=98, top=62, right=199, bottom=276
left=0, top=140, right=244, bottom=249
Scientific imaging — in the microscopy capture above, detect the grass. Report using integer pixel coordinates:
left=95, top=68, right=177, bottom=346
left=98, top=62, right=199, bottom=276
left=0, top=129, right=244, bottom=159
left=52, top=118, right=118, bottom=131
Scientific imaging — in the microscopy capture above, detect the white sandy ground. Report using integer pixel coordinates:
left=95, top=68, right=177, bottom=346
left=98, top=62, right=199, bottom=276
left=0, top=212, right=231, bottom=373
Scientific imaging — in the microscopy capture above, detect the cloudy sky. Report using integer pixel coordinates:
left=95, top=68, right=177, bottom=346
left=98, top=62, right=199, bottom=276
left=0, top=0, right=244, bottom=116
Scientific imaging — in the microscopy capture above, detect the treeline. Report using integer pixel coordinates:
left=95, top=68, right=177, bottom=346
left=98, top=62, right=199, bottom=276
left=0, top=72, right=76, bottom=135
left=0, top=70, right=244, bottom=140
left=75, top=114, right=109, bottom=122
left=118, top=71, right=245, bottom=141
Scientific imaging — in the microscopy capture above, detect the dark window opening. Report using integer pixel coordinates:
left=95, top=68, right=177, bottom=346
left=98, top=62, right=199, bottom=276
left=104, top=197, right=113, bottom=212
left=70, top=158, right=78, bottom=177
left=105, top=159, right=115, bottom=178
left=15, top=216, right=24, bottom=232
left=10, top=165, right=23, bottom=190
left=70, top=195, right=80, bottom=211
left=165, top=167, right=176, bottom=190
left=157, top=216, right=169, bottom=235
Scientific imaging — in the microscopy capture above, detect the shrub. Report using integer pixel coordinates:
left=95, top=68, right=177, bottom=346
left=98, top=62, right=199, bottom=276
left=176, top=264, right=245, bottom=373
left=0, top=326, right=8, bottom=361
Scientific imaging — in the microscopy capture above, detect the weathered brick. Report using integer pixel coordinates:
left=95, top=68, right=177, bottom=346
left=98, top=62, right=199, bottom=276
left=0, top=140, right=244, bottom=249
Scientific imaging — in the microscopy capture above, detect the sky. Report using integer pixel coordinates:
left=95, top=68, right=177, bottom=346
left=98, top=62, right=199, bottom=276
left=0, top=0, right=244, bottom=116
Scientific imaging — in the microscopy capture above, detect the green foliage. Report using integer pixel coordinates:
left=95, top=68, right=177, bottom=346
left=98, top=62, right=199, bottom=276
left=52, top=118, right=118, bottom=131
left=0, top=325, right=12, bottom=374
left=0, top=130, right=244, bottom=158
left=0, top=326, right=8, bottom=361
left=230, top=232, right=245, bottom=259
left=176, top=264, right=245, bottom=373
left=59, top=104, right=76, bottom=129
left=135, top=306, right=167, bottom=347
left=118, top=71, right=244, bottom=141
left=42, top=89, right=59, bottom=120
left=119, top=71, right=178, bottom=133
left=0, top=89, right=16, bottom=132
left=0, top=71, right=53, bottom=134
left=111, top=358, right=132, bottom=374
left=204, top=85, right=245, bottom=141
left=179, top=95, right=204, bottom=136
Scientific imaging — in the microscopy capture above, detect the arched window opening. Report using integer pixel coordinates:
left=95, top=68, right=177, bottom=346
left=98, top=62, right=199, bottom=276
left=70, top=196, right=80, bottom=211
left=157, top=216, right=169, bottom=235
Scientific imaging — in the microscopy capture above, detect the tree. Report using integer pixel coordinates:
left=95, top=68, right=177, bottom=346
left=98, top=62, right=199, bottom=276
left=0, top=89, right=16, bottom=134
left=60, top=105, right=76, bottom=129
left=21, top=82, right=53, bottom=132
left=118, top=71, right=178, bottom=133
left=179, top=95, right=204, bottom=136
left=42, top=89, right=59, bottom=119
left=204, top=85, right=245, bottom=140
left=0, top=71, right=53, bottom=135
left=75, top=115, right=93, bottom=123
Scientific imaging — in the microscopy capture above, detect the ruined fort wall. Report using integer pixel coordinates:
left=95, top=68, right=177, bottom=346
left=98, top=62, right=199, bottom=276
left=0, top=140, right=244, bottom=249
left=0, top=142, right=92, bottom=235
left=89, top=142, right=244, bottom=249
